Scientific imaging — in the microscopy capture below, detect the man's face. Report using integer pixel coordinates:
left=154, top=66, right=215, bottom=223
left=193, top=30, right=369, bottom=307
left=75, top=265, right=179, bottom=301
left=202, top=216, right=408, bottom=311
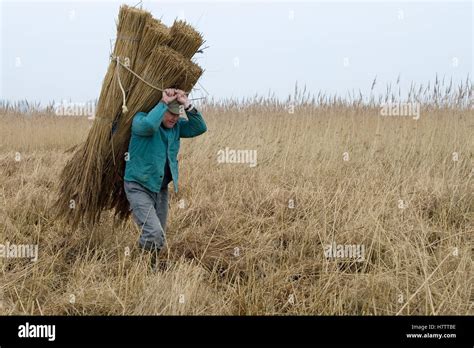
left=162, top=110, right=179, bottom=128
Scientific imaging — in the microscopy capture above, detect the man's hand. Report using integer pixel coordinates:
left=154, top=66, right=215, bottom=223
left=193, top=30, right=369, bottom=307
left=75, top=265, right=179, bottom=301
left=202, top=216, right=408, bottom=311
left=161, top=88, right=177, bottom=105
left=176, top=90, right=191, bottom=109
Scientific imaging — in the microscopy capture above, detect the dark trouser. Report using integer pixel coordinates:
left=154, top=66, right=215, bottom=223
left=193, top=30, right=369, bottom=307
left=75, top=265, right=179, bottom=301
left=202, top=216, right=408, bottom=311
left=124, top=180, right=169, bottom=252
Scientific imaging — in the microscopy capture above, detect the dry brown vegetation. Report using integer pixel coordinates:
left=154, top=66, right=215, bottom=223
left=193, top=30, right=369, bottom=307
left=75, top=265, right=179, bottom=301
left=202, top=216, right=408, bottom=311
left=0, top=82, right=472, bottom=315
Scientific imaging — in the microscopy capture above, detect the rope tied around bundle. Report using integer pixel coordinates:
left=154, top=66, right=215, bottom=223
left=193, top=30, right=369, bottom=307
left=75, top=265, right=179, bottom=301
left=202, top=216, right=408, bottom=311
left=110, top=54, right=165, bottom=114
left=110, top=54, right=206, bottom=114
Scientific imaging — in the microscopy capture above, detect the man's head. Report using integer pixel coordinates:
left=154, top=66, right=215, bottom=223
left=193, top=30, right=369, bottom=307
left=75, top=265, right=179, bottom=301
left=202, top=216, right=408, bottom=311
left=162, top=100, right=181, bottom=128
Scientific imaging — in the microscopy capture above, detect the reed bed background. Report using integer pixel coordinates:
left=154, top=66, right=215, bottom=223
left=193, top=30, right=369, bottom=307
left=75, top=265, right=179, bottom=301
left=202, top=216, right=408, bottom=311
left=0, top=79, right=472, bottom=315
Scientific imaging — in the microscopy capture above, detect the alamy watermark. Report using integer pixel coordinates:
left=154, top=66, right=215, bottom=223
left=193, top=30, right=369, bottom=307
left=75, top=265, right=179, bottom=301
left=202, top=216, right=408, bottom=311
left=18, top=322, right=55, bottom=341
left=380, top=102, right=420, bottom=120
left=54, top=100, right=96, bottom=119
left=217, top=147, right=257, bottom=167
left=324, top=242, right=365, bottom=262
left=0, top=242, right=38, bottom=262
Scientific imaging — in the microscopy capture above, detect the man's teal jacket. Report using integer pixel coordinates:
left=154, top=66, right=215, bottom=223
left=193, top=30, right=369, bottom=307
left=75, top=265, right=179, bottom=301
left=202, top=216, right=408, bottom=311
left=124, top=101, right=207, bottom=193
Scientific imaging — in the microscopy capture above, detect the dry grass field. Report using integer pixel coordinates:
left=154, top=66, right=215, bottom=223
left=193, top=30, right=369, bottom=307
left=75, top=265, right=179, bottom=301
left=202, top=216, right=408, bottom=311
left=0, top=86, right=472, bottom=315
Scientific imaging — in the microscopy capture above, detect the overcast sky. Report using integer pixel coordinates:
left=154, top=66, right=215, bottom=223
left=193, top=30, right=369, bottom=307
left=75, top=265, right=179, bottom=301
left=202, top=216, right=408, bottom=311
left=0, top=0, right=472, bottom=105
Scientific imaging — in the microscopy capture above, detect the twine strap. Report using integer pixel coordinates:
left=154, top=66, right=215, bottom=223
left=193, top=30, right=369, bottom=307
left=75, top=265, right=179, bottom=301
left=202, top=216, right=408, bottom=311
left=109, top=54, right=205, bottom=114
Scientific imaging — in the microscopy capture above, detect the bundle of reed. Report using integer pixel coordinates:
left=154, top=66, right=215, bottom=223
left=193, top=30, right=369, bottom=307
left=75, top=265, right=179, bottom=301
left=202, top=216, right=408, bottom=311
left=168, top=20, right=204, bottom=59
left=53, top=5, right=151, bottom=228
left=127, top=18, right=171, bottom=94
left=175, top=59, right=204, bottom=92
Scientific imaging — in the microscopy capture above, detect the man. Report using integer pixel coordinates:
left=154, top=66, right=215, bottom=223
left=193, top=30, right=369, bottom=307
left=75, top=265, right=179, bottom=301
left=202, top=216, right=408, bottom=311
left=123, top=88, right=207, bottom=270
